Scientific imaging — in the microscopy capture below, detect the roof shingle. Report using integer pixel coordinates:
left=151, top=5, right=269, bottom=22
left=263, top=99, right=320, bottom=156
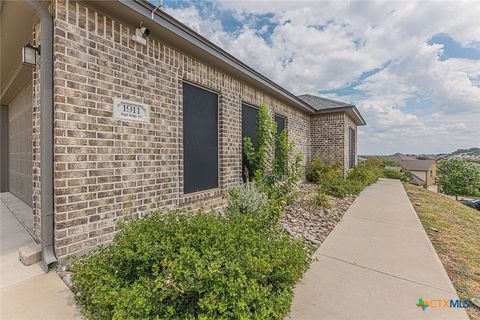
left=297, top=94, right=353, bottom=111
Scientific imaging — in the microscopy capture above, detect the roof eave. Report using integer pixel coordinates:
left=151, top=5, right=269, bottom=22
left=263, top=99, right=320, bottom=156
left=314, top=105, right=366, bottom=126
left=111, top=0, right=317, bottom=114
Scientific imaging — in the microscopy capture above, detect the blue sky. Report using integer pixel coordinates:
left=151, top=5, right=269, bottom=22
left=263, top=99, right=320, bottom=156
left=155, top=0, right=480, bottom=155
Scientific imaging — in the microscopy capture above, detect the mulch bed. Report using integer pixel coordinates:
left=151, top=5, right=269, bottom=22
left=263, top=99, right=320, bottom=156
left=278, top=182, right=355, bottom=248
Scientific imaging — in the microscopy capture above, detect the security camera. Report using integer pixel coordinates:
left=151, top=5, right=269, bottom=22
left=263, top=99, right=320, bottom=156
left=140, top=26, right=150, bottom=38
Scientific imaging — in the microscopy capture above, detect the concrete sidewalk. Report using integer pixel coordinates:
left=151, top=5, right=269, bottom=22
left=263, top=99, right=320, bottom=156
left=1, top=194, right=81, bottom=320
left=289, top=179, right=469, bottom=320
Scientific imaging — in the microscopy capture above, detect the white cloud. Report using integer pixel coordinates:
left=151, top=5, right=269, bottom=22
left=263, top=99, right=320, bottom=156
left=165, top=1, right=480, bottom=154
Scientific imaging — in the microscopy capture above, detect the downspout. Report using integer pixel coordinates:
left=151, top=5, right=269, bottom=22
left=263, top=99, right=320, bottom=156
left=23, top=0, right=56, bottom=271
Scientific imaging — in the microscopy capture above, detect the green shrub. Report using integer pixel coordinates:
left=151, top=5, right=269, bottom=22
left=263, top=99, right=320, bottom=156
left=71, top=211, right=310, bottom=320
left=227, top=181, right=269, bottom=216
left=311, top=190, right=333, bottom=208
left=346, top=166, right=381, bottom=186
left=344, top=166, right=384, bottom=196
left=382, top=168, right=408, bottom=182
left=226, top=182, right=281, bottom=228
left=320, top=165, right=383, bottom=198
left=320, top=177, right=350, bottom=198
left=345, top=179, right=366, bottom=195
left=305, top=158, right=342, bottom=183
left=306, top=159, right=388, bottom=198
left=359, top=156, right=385, bottom=168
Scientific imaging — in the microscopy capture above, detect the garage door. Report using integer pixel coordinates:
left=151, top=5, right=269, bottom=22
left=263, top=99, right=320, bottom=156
left=8, top=82, right=32, bottom=207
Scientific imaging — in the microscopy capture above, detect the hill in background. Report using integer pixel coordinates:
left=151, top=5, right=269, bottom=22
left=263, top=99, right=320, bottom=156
left=361, top=147, right=480, bottom=163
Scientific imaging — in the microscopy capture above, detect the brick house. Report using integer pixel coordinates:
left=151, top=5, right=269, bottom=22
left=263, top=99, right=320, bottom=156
left=0, top=0, right=365, bottom=269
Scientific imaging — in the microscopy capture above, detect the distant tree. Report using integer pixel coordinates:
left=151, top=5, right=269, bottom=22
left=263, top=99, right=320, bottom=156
left=437, top=159, right=480, bottom=200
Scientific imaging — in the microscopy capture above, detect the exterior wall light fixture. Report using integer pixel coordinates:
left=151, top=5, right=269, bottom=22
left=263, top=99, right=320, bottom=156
left=22, top=43, right=39, bottom=66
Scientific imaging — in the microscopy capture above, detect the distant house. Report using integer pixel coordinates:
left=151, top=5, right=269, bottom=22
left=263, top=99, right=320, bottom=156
left=387, top=154, right=436, bottom=187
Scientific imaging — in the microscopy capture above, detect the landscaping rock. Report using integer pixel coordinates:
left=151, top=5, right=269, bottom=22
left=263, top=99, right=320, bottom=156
left=279, top=182, right=355, bottom=248
left=62, top=273, right=73, bottom=288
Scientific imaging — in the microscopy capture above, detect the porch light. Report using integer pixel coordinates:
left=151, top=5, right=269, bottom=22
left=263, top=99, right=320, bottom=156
left=22, top=44, right=39, bottom=66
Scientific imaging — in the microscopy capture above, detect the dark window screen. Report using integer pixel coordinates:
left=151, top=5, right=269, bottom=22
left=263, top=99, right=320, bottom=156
left=241, top=104, right=259, bottom=181
left=349, top=127, right=356, bottom=169
left=275, top=115, right=286, bottom=134
left=274, top=115, right=286, bottom=155
left=183, top=82, right=218, bottom=194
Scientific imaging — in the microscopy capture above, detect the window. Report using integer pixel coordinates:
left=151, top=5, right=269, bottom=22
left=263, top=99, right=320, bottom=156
left=241, top=106, right=288, bottom=181
left=183, top=82, right=218, bottom=194
left=348, top=127, right=356, bottom=169
left=241, top=104, right=258, bottom=181
left=274, top=114, right=286, bottom=155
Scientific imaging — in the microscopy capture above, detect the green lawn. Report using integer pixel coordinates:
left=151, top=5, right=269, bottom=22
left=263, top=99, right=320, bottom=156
left=404, top=184, right=480, bottom=320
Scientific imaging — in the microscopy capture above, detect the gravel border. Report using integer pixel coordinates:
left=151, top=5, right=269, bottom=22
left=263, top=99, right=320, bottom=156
left=278, top=182, right=355, bottom=248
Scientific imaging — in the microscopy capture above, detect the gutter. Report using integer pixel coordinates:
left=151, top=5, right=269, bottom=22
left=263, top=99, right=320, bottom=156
left=23, top=0, right=57, bottom=271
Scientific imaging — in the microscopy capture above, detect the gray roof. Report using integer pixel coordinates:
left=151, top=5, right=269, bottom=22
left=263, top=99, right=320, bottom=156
left=297, top=94, right=366, bottom=125
left=297, top=94, right=353, bottom=111
left=409, top=173, right=425, bottom=186
left=398, top=159, right=435, bottom=171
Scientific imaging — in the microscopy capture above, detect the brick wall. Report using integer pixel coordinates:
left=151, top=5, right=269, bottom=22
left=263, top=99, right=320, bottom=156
left=310, top=112, right=357, bottom=173
left=310, top=112, right=345, bottom=168
left=50, top=0, right=311, bottom=257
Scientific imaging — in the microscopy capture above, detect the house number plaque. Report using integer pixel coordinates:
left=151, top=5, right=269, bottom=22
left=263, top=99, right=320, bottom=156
left=113, top=98, right=150, bottom=123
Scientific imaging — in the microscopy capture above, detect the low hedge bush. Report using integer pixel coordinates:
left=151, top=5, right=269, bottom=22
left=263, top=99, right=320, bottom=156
left=346, top=166, right=382, bottom=186
left=382, top=168, right=408, bottom=182
left=307, top=158, right=408, bottom=198
left=71, top=211, right=310, bottom=320
left=320, top=177, right=350, bottom=198
left=305, top=158, right=342, bottom=183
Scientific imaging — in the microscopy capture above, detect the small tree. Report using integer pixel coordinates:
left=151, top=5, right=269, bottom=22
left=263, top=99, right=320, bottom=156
left=243, top=102, right=302, bottom=201
left=437, top=159, right=480, bottom=200
left=272, top=130, right=303, bottom=199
